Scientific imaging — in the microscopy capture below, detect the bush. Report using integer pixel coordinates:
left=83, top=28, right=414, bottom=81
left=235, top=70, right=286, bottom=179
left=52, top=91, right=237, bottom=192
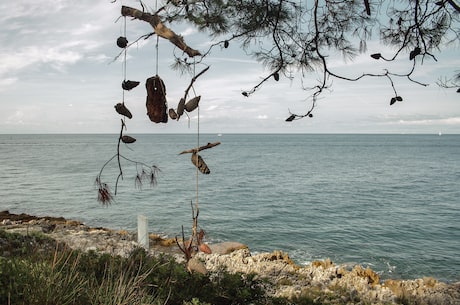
left=0, top=252, right=87, bottom=305
left=0, top=230, right=289, bottom=305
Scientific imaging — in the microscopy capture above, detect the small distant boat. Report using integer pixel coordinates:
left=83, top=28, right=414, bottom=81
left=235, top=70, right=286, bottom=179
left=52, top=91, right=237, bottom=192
left=217, top=133, right=222, bottom=137
left=438, top=132, right=442, bottom=136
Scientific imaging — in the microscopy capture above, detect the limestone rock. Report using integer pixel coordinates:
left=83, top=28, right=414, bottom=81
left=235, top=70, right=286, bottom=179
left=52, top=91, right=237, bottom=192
left=187, top=257, right=207, bottom=275
left=351, top=265, right=380, bottom=286
left=209, top=241, right=248, bottom=254
left=311, top=258, right=334, bottom=269
left=1, top=211, right=459, bottom=305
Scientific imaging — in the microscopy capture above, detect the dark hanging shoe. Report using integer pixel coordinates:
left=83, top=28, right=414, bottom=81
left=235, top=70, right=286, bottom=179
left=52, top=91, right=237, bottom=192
left=121, top=135, right=136, bottom=144
left=169, top=108, right=178, bottom=120
left=114, top=103, right=133, bottom=119
left=122, top=80, right=140, bottom=91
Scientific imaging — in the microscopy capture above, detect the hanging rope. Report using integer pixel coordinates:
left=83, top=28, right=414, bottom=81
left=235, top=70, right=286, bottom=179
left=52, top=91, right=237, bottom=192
left=155, top=0, right=159, bottom=75
left=122, top=16, right=127, bottom=105
left=155, top=35, right=160, bottom=75
left=194, top=58, right=200, bottom=208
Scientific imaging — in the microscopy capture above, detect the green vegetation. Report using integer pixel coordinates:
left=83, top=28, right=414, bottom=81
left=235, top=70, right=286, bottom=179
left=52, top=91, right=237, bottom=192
left=0, top=230, right=289, bottom=305
left=1, top=229, right=413, bottom=305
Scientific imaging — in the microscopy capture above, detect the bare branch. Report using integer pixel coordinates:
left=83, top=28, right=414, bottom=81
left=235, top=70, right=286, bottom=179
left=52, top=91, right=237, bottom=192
left=182, top=66, right=210, bottom=101
left=179, top=142, right=221, bottom=155
left=447, top=0, right=460, bottom=13
left=121, top=5, right=201, bottom=57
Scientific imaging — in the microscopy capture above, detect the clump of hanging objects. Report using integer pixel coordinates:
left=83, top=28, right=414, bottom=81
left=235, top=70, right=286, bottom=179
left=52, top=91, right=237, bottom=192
left=173, top=62, right=221, bottom=273
left=168, top=66, right=209, bottom=122
left=101, top=1, right=220, bottom=272
left=179, top=142, right=221, bottom=174
left=95, top=14, right=160, bottom=206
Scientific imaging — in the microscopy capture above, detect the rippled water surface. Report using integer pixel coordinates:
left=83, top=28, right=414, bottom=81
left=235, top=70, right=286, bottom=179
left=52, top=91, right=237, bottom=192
left=1, top=133, right=459, bottom=282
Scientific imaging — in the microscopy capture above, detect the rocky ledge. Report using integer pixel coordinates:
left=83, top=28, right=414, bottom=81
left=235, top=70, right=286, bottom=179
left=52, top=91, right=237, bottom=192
left=1, top=211, right=459, bottom=305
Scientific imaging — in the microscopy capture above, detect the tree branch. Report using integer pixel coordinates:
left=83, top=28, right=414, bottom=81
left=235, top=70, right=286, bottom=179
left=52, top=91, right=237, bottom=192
left=121, top=5, right=201, bottom=57
left=182, top=66, right=210, bottom=101
left=447, top=0, right=460, bottom=13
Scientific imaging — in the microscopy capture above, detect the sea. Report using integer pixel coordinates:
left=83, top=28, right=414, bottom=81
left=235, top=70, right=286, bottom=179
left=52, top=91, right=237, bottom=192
left=0, top=133, right=459, bottom=283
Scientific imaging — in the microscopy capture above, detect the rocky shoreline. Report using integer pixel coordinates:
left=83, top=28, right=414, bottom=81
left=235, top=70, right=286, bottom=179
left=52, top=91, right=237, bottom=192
left=1, top=211, right=459, bottom=305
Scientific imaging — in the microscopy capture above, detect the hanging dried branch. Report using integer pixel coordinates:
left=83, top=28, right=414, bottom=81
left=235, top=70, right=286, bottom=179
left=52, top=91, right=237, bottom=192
left=179, top=144, right=220, bottom=176
left=364, top=0, right=371, bottom=16
left=447, top=0, right=460, bottom=13
left=179, top=142, right=221, bottom=154
left=95, top=119, right=161, bottom=205
left=172, top=66, right=210, bottom=120
left=121, top=5, right=201, bottom=57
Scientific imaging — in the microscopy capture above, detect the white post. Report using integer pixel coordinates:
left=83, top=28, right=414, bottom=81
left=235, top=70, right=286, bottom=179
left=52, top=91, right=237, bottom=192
left=137, top=215, right=149, bottom=250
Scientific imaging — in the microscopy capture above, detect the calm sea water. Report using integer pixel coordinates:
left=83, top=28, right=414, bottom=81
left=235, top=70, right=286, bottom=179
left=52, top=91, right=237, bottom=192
left=0, top=134, right=459, bottom=282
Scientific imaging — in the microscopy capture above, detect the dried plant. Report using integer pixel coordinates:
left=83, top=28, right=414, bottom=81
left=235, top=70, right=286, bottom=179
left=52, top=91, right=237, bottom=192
left=95, top=119, right=160, bottom=205
left=95, top=178, right=114, bottom=206
left=176, top=201, right=212, bottom=272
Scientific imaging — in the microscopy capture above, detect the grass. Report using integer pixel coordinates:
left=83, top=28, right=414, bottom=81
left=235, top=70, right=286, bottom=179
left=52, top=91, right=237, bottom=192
left=0, top=229, right=289, bottom=305
left=1, top=229, right=409, bottom=305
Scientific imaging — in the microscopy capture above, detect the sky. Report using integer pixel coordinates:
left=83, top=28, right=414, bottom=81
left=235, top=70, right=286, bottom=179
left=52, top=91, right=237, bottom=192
left=1, top=0, right=459, bottom=134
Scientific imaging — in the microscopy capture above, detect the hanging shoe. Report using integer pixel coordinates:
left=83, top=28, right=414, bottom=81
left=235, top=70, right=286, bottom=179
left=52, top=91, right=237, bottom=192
left=121, top=135, right=136, bottom=143
left=169, top=108, right=178, bottom=120
left=114, top=103, right=133, bottom=119
left=122, top=80, right=140, bottom=91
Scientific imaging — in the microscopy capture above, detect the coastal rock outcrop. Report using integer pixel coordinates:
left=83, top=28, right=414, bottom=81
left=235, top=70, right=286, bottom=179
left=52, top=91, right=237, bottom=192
left=196, top=249, right=460, bottom=304
left=1, top=211, right=459, bottom=305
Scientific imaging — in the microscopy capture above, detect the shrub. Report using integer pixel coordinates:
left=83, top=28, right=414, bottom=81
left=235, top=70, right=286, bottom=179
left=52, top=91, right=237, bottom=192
left=0, top=230, right=290, bottom=305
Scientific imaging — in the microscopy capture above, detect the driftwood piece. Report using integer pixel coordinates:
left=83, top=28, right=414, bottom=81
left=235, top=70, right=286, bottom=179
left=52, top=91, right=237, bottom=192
left=146, top=75, right=168, bottom=123
left=121, top=6, right=201, bottom=57
left=179, top=142, right=221, bottom=155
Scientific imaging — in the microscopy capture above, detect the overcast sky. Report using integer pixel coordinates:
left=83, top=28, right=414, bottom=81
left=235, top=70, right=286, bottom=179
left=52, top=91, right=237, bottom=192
left=1, top=0, right=459, bottom=134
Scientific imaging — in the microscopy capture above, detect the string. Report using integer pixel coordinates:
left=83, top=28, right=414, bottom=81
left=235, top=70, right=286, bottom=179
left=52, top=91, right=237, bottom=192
left=195, top=58, right=199, bottom=208
left=156, top=36, right=159, bottom=75
left=122, top=16, right=127, bottom=104
left=155, top=0, right=159, bottom=75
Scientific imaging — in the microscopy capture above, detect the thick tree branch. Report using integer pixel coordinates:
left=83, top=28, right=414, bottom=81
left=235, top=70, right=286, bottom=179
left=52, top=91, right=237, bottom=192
left=121, top=5, right=201, bottom=57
